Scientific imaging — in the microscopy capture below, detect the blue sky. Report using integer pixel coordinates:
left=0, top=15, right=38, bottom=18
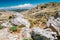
left=0, top=0, right=60, bottom=9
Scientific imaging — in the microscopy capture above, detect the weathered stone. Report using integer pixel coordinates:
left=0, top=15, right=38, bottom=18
left=31, top=27, right=57, bottom=40
left=8, top=33, right=18, bottom=40
left=11, top=13, right=30, bottom=28
left=1, top=21, right=13, bottom=28
left=47, top=17, right=60, bottom=36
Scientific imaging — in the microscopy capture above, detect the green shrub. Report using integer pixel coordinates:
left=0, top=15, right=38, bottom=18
left=10, top=26, right=17, bottom=32
left=9, top=16, right=13, bottom=19
left=19, top=24, right=26, bottom=28
left=0, top=25, right=3, bottom=29
left=29, top=20, right=34, bottom=28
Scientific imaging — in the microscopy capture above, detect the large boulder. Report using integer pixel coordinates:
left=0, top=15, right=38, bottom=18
left=11, top=13, right=30, bottom=28
left=20, top=27, right=31, bottom=39
left=47, top=17, right=60, bottom=36
left=31, top=27, right=57, bottom=40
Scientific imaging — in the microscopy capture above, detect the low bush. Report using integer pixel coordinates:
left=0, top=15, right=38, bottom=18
left=0, top=25, right=3, bottom=29
left=23, top=38, right=33, bottom=40
left=19, top=24, right=26, bottom=28
left=10, top=26, right=17, bottom=32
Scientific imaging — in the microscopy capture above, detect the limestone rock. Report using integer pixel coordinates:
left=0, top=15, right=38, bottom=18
left=47, top=17, right=60, bottom=35
left=31, top=27, right=57, bottom=40
left=1, top=21, right=13, bottom=28
left=0, top=28, right=9, bottom=40
left=11, top=13, right=30, bottom=28
left=8, top=33, right=18, bottom=40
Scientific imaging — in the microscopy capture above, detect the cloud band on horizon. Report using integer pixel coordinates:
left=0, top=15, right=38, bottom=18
left=0, top=4, right=35, bottom=9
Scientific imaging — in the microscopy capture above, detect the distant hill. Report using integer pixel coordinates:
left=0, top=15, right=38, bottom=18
left=0, top=8, right=28, bottom=12
left=8, top=9, right=28, bottom=12
left=22, top=2, right=60, bottom=19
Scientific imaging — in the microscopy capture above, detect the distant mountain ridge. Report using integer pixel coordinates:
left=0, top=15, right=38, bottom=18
left=8, top=9, right=28, bottom=12
left=0, top=8, right=28, bottom=12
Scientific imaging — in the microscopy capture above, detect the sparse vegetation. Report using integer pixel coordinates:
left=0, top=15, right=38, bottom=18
left=9, top=24, right=26, bottom=32
left=29, top=20, right=34, bottom=28
left=9, top=16, right=13, bottom=19
left=29, top=19, right=38, bottom=28
left=10, top=26, right=17, bottom=32
left=41, top=5, right=47, bottom=9
left=0, top=2, right=60, bottom=40
left=0, top=25, right=3, bottom=29
left=19, top=24, right=26, bottom=28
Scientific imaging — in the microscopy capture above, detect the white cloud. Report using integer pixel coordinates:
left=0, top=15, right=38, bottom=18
left=0, top=4, right=34, bottom=9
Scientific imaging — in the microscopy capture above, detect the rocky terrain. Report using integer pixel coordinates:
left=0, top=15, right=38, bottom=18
left=21, top=2, right=60, bottom=28
left=0, top=2, right=60, bottom=40
left=20, top=2, right=60, bottom=40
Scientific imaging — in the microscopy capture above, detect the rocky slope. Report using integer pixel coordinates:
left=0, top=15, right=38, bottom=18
left=0, top=10, right=31, bottom=40
left=0, top=2, right=60, bottom=40
left=20, top=2, right=60, bottom=39
left=0, top=9, right=58, bottom=40
left=22, top=2, right=60, bottom=18
left=21, top=2, right=60, bottom=31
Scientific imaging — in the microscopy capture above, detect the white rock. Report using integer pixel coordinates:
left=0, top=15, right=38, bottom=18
left=21, top=27, right=31, bottom=38
left=46, top=17, right=54, bottom=27
left=47, top=17, right=60, bottom=35
left=18, top=27, right=31, bottom=40
left=13, top=13, right=23, bottom=18
left=1, top=21, right=13, bottom=28
left=58, top=12, right=60, bottom=16
left=31, top=27, right=57, bottom=40
left=8, top=33, right=18, bottom=40
left=0, top=28, right=9, bottom=39
left=11, top=13, right=30, bottom=28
